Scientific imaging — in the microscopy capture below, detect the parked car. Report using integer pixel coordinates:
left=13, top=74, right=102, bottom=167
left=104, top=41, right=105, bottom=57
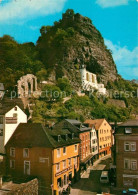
left=127, top=189, right=138, bottom=195
left=100, top=171, right=109, bottom=183
left=122, top=189, right=138, bottom=195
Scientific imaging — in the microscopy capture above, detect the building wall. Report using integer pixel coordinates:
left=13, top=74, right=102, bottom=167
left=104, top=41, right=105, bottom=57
left=6, top=147, right=53, bottom=195
left=0, top=179, right=38, bottom=195
left=53, top=144, right=79, bottom=195
left=79, top=132, right=90, bottom=162
left=90, top=127, right=98, bottom=156
left=116, top=135, right=138, bottom=188
left=98, top=120, right=112, bottom=158
left=4, top=106, right=27, bottom=145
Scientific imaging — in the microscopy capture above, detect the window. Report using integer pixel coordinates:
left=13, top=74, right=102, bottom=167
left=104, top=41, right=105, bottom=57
left=56, top=163, right=60, bottom=172
left=131, top=143, right=136, bottom=151
left=125, top=128, right=132, bottom=134
left=63, top=147, right=66, bottom=155
left=63, top=160, right=66, bottom=169
left=57, top=148, right=61, bottom=158
left=63, top=174, right=67, bottom=185
left=23, top=148, right=29, bottom=158
left=0, top=129, right=3, bottom=136
left=13, top=113, right=17, bottom=118
left=124, top=159, right=137, bottom=170
left=68, top=158, right=71, bottom=166
left=124, top=159, right=130, bottom=169
left=10, top=160, right=15, bottom=169
left=0, top=117, right=3, bottom=124
left=10, top=148, right=15, bottom=157
left=72, top=133, right=74, bottom=139
left=58, top=135, right=61, bottom=142
left=24, top=161, right=30, bottom=175
left=14, top=107, right=17, bottom=111
left=74, top=157, right=77, bottom=165
left=75, top=145, right=77, bottom=152
left=124, top=142, right=136, bottom=152
left=124, top=143, right=130, bottom=151
left=131, top=160, right=137, bottom=170
left=66, top=134, right=68, bottom=141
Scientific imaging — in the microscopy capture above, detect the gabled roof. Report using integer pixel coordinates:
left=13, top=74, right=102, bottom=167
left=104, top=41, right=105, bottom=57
left=0, top=98, right=25, bottom=115
left=119, top=119, right=138, bottom=127
left=6, top=123, right=80, bottom=149
left=6, top=123, right=54, bottom=148
left=84, top=119, right=105, bottom=130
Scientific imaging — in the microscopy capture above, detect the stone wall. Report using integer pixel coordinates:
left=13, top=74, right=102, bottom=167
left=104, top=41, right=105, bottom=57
left=0, top=179, right=38, bottom=195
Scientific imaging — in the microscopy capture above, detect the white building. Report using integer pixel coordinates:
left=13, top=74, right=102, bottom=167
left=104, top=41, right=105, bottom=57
left=0, top=83, right=5, bottom=100
left=79, top=65, right=106, bottom=94
left=90, top=125, right=98, bottom=159
left=0, top=105, right=27, bottom=154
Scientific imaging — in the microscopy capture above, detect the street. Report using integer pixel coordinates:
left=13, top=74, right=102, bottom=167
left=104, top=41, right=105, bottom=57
left=70, top=155, right=122, bottom=195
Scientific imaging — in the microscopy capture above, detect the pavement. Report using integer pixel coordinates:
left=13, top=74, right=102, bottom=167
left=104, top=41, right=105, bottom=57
left=70, top=155, right=122, bottom=195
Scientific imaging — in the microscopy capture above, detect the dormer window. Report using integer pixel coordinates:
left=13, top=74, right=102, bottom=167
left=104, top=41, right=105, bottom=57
left=72, top=133, right=74, bottom=139
left=58, top=135, right=61, bottom=142
left=66, top=134, right=68, bottom=141
left=14, top=107, right=17, bottom=111
left=125, top=128, right=132, bottom=134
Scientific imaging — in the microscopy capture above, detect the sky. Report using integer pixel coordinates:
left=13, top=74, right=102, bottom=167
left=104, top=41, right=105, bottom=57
left=0, top=0, right=137, bottom=80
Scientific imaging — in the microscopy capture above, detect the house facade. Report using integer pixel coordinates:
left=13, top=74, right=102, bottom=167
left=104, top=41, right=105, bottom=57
left=79, top=65, right=106, bottom=94
left=85, top=119, right=112, bottom=158
left=54, top=119, right=92, bottom=173
left=115, top=119, right=138, bottom=189
left=0, top=105, right=27, bottom=154
left=5, top=123, right=80, bottom=195
left=84, top=123, right=98, bottom=162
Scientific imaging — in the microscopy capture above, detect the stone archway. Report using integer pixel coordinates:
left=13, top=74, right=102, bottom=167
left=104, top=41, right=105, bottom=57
left=18, top=74, right=38, bottom=98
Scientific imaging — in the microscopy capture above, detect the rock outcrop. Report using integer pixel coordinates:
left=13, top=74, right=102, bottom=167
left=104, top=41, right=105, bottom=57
left=37, top=9, right=118, bottom=89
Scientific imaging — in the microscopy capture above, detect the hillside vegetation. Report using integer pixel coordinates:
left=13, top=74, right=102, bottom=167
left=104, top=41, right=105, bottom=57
left=0, top=9, right=137, bottom=123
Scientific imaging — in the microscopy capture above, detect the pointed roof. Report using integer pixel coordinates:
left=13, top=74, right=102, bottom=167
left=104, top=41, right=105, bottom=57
left=6, top=123, right=80, bottom=149
left=6, top=123, right=54, bottom=148
left=84, top=119, right=105, bottom=130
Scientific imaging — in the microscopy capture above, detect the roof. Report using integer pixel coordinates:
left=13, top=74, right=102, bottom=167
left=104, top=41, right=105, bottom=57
left=0, top=98, right=25, bottom=115
left=6, top=123, right=54, bottom=148
left=65, top=119, right=81, bottom=125
left=65, top=119, right=91, bottom=132
left=6, top=123, right=80, bottom=149
left=84, top=119, right=105, bottom=130
left=119, top=119, right=138, bottom=127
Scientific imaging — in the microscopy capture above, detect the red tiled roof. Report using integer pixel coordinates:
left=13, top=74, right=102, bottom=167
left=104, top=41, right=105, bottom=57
left=84, top=119, right=105, bottom=130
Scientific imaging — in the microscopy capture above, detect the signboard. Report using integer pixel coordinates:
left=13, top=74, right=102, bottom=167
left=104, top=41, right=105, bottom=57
left=55, top=166, right=72, bottom=177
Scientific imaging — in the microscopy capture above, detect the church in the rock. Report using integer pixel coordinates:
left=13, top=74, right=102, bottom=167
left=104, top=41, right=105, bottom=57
left=80, top=65, right=106, bottom=95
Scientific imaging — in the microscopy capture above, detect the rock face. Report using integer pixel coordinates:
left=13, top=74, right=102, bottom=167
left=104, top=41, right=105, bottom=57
left=37, top=9, right=118, bottom=89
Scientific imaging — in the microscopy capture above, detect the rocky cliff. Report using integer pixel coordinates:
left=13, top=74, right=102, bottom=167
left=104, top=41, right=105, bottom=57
left=37, top=9, right=118, bottom=89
